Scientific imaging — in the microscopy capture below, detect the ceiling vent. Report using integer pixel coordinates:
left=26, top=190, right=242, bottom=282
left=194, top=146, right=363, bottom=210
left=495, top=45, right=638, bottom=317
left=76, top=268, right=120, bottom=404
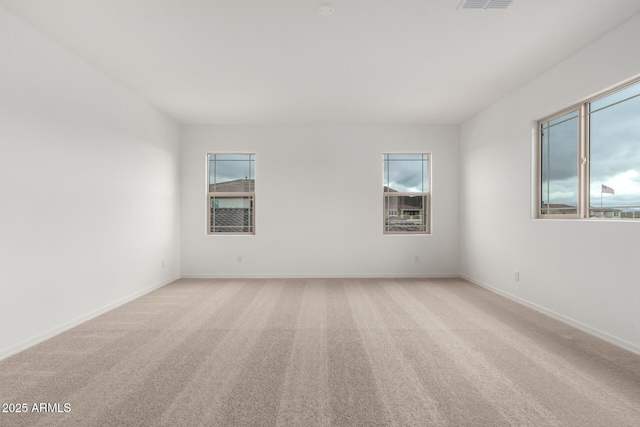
left=458, top=0, right=513, bottom=9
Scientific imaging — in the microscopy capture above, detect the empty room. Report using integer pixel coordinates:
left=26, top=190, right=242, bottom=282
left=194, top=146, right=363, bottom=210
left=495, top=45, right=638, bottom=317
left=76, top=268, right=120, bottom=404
left=2, top=0, right=640, bottom=425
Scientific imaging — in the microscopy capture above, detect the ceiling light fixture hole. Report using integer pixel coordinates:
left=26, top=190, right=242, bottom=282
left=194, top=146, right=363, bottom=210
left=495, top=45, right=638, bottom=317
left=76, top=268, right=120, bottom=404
left=317, top=4, right=335, bottom=17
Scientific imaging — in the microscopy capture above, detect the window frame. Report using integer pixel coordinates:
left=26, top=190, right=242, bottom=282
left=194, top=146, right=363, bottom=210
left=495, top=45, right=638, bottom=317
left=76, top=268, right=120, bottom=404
left=537, top=77, right=640, bottom=220
left=206, top=153, right=256, bottom=235
left=382, top=152, right=432, bottom=235
left=537, top=104, right=585, bottom=219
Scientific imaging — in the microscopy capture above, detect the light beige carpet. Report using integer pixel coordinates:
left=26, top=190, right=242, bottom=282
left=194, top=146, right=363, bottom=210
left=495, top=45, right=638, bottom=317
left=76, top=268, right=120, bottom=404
left=1, top=278, right=640, bottom=426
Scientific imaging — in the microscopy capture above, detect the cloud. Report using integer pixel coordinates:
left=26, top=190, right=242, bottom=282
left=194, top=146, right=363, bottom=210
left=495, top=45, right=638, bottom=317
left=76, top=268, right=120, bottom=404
left=545, top=176, right=578, bottom=205
left=386, top=160, right=427, bottom=192
left=589, top=97, right=640, bottom=182
left=542, top=115, right=578, bottom=181
left=589, top=169, right=640, bottom=207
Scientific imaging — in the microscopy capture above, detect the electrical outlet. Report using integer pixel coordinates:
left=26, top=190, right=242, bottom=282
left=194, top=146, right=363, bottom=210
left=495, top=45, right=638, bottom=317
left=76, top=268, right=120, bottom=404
left=414, top=255, right=420, bottom=263
left=237, top=255, right=243, bottom=263
left=161, top=260, right=165, bottom=269
left=514, top=270, right=520, bottom=281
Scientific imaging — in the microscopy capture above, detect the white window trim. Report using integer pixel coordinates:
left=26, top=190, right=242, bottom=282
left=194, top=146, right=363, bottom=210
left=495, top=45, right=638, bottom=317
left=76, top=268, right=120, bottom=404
left=537, top=76, right=640, bottom=220
left=206, top=153, right=256, bottom=235
left=383, top=152, right=432, bottom=235
left=537, top=104, right=584, bottom=220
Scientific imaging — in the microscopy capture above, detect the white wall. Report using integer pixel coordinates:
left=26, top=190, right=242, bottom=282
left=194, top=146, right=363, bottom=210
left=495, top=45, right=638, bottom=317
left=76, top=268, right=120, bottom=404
left=0, top=8, right=181, bottom=359
left=181, top=125, right=459, bottom=277
left=460, top=14, right=640, bottom=353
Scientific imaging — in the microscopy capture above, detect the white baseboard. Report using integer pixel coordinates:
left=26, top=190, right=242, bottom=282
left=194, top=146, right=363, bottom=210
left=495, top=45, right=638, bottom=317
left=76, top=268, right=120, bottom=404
left=180, top=273, right=460, bottom=279
left=461, top=275, right=640, bottom=356
left=0, top=275, right=180, bottom=361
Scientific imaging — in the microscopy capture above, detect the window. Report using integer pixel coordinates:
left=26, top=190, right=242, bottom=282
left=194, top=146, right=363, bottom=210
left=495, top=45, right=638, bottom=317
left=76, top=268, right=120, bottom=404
left=383, top=153, right=430, bottom=234
left=207, top=154, right=255, bottom=234
left=539, top=78, right=640, bottom=219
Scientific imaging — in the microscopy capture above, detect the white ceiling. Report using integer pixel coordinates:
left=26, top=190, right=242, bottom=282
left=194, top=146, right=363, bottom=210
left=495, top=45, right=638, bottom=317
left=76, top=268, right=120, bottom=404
left=2, top=0, right=640, bottom=125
